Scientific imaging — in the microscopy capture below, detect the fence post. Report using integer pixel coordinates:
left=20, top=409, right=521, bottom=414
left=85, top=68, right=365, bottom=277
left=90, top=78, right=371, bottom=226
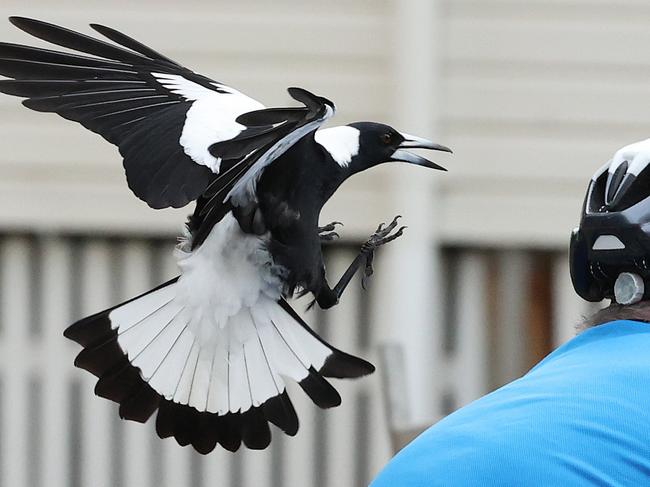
left=372, top=0, right=446, bottom=429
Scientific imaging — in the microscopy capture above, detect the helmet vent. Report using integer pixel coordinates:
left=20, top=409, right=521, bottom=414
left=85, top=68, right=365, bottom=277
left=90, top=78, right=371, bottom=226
left=611, top=162, right=650, bottom=210
left=586, top=170, right=608, bottom=213
left=592, top=235, right=625, bottom=250
left=606, top=160, right=628, bottom=205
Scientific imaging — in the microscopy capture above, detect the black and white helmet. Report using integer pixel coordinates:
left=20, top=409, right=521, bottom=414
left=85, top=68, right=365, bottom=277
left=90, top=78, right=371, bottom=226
left=570, top=139, right=650, bottom=304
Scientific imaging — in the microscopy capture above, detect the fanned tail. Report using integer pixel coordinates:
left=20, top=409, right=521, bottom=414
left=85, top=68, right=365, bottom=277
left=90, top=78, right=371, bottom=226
left=64, top=280, right=374, bottom=453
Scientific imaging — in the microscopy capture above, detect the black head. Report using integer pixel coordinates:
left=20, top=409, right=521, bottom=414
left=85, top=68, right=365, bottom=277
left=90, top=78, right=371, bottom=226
left=344, top=121, right=451, bottom=173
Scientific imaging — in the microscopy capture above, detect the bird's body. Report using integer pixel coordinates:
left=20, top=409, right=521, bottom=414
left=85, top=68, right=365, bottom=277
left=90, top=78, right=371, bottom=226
left=0, top=17, right=451, bottom=453
left=242, top=132, right=344, bottom=294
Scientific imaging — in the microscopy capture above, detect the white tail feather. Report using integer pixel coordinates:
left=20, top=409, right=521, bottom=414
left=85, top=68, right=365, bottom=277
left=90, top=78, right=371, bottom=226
left=188, top=344, right=217, bottom=410
left=173, top=341, right=200, bottom=404
left=147, top=327, right=194, bottom=398
left=111, top=284, right=176, bottom=333
left=108, top=281, right=335, bottom=414
left=206, top=341, right=230, bottom=414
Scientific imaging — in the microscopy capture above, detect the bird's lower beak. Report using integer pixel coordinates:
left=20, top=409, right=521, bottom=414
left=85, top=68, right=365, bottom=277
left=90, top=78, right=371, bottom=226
left=391, top=133, right=452, bottom=171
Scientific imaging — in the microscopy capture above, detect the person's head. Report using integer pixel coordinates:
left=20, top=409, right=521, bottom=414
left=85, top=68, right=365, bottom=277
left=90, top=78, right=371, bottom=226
left=571, top=139, right=650, bottom=330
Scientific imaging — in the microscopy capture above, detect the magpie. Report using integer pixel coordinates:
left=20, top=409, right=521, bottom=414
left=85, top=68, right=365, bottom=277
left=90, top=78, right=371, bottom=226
left=0, top=17, right=451, bottom=453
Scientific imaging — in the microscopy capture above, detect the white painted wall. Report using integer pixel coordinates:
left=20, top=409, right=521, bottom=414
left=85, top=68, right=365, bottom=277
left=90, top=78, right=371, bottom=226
left=440, top=0, right=650, bottom=246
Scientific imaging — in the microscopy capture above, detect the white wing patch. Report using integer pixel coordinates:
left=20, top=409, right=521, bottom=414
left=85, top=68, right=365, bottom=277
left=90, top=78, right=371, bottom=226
left=314, top=125, right=360, bottom=167
left=108, top=212, right=332, bottom=414
left=152, top=73, right=264, bottom=172
left=152, top=72, right=218, bottom=101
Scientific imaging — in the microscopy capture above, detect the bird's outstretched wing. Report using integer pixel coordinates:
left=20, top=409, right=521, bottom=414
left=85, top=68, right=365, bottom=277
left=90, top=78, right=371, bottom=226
left=0, top=17, right=334, bottom=211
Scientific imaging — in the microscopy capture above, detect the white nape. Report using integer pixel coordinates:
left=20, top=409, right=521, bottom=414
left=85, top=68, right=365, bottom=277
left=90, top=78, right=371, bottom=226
left=315, top=125, right=360, bottom=167
left=592, top=235, right=625, bottom=250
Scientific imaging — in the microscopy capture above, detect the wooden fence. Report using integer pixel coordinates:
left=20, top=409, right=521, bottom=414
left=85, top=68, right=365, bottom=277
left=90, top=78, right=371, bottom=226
left=0, top=235, right=598, bottom=487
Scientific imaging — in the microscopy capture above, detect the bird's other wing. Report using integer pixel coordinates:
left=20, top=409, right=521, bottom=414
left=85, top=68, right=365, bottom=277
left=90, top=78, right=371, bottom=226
left=224, top=87, right=335, bottom=205
left=190, top=87, right=335, bottom=247
left=0, top=17, right=264, bottom=209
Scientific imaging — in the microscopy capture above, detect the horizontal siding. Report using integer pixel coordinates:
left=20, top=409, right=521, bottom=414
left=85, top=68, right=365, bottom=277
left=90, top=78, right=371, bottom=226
left=440, top=182, right=582, bottom=247
left=444, top=77, right=650, bottom=127
left=440, top=0, right=650, bottom=244
left=443, top=134, right=621, bottom=180
left=443, top=0, right=650, bottom=152
left=447, top=20, right=650, bottom=66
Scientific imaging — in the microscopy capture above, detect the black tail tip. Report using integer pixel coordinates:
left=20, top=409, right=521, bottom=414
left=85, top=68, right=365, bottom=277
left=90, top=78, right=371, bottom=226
left=320, top=351, right=375, bottom=379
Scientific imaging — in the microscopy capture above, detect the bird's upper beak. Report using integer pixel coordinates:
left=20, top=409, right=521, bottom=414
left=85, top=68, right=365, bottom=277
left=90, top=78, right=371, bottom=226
left=391, top=133, right=452, bottom=171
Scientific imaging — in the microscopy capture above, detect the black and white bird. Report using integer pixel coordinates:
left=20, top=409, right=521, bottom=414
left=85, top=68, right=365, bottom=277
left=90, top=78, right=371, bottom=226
left=0, top=17, right=451, bottom=453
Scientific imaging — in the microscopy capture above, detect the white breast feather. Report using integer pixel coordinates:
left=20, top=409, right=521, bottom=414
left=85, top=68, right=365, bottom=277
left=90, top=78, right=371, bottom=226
left=174, top=212, right=282, bottom=344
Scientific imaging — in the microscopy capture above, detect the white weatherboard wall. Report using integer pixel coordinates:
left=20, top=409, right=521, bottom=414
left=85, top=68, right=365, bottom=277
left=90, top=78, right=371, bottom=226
left=439, top=0, right=650, bottom=247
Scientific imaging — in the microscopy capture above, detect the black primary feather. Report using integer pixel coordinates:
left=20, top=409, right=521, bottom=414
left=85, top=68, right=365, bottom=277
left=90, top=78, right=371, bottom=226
left=90, top=23, right=180, bottom=66
left=0, top=17, right=223, bottom=208
left=9, top=16, right=153, bottom=66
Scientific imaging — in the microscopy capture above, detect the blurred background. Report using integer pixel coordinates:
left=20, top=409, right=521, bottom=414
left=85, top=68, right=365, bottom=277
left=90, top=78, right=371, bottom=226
left=0, top=0, right=645, bottom=485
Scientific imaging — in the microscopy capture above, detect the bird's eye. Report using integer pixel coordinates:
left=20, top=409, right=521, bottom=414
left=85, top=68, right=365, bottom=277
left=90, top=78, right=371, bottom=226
left=381, top=133, right=392, bottom=144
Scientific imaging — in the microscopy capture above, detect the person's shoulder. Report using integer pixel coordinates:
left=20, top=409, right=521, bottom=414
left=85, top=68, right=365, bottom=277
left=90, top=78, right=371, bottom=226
left=548, top=320, right=650, bottom=362
left=370, top=320, right=650, bottom=486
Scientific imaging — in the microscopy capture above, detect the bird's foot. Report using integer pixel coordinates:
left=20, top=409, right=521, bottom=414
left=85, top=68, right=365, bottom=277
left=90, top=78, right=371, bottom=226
left=360, top=216, right=407, bottom=289
left=362, top=216, right=406, bottom=251
left=318, top=221, right=343, bottom=242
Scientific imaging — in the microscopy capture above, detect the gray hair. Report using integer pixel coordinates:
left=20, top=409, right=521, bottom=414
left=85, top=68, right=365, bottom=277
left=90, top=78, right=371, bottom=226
left=579, top=300, right=650, bottom=331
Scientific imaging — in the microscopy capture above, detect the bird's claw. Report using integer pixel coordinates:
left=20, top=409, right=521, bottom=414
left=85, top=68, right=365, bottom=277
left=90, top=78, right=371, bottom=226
left=359, top=216, right=406, bottom=289
left=319, top=221, right=343, bottom=242
left=362, top=216, right=406, bottom=253
left=319, top=231, right=339, bottom=241
left=319, top=221, right=343, bottom=232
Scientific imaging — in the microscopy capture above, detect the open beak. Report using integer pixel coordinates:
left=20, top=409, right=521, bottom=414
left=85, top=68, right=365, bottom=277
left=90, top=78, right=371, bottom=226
left=391, top=133, right=452, bottom=171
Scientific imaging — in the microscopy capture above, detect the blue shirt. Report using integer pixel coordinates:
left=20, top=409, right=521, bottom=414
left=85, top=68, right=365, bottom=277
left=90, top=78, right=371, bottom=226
left=371, top=320, right=650, bottom=486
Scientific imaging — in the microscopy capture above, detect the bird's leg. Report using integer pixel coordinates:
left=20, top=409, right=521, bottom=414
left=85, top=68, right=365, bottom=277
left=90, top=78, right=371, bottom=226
left=318, top=221, right=343, bottom=242
left=311, top=216, right=406, bottom=310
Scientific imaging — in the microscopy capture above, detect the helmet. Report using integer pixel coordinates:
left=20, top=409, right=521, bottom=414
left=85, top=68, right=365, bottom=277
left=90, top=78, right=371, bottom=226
left=570, top=139, right=650, bottom=304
